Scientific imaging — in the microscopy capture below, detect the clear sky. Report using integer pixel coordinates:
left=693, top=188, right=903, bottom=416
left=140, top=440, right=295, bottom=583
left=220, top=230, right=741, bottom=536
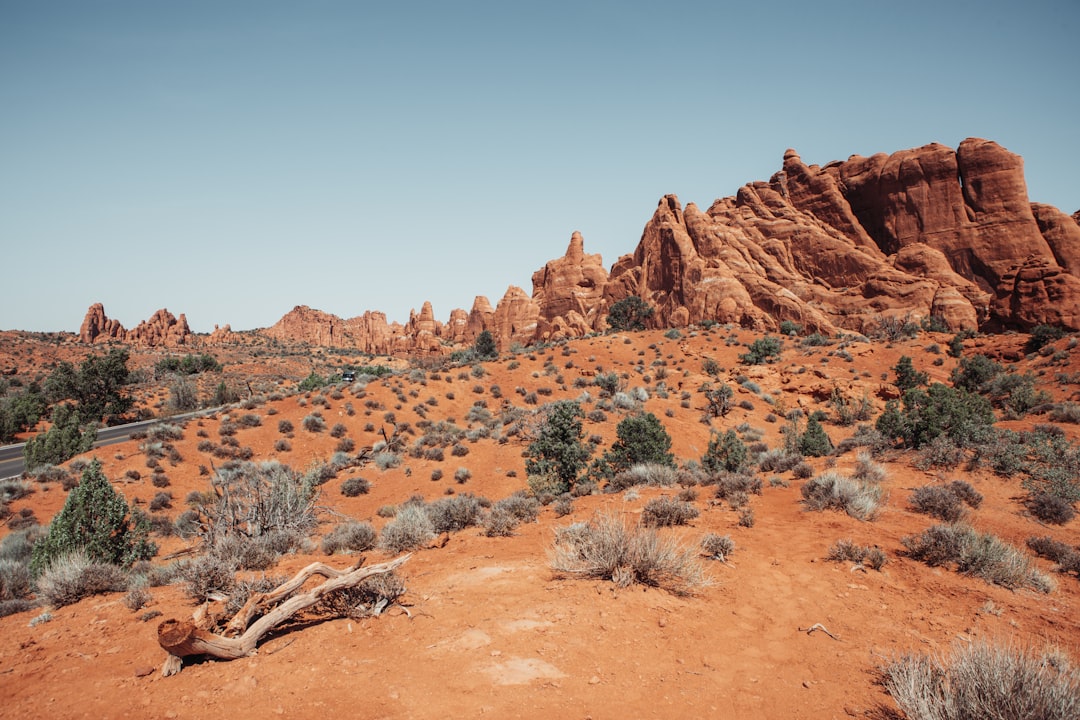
left=2, top=0, right=1077, bottom=333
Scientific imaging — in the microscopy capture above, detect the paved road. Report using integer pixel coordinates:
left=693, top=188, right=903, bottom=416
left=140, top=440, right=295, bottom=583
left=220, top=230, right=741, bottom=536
left=0, top=410, right=214, bottom=480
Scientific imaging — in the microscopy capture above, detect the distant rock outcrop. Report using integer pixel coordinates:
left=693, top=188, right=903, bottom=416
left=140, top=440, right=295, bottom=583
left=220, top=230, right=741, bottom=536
left=79, top=304, right=191, bottom=347
left=80, top=138, right=1080, bottom=353
left=601, top=138, right=1079, bottom=334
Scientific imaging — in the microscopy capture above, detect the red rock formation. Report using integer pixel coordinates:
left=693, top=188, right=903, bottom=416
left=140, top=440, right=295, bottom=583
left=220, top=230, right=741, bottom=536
left=264, top=306, right=397, bottom=354
left=127, top=309, right=190, bottom=347
left=491, top=286, right=540, bottom=350
left=601, top=139, right=1078, bottom=333
left=222, top=137, right=1080, bottom=353
left=78, top=304, right=191, bottom=346
left=79, top=303, right=126, bottom=344
left=531, top=231, right=610, bottom=341
left=465, top=296, right=496, bottom=341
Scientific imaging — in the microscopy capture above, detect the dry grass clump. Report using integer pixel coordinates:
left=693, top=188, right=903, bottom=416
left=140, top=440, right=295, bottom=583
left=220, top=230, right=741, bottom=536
left=378, top=504, right=434, bottom=553
left=36, top=551, right=128, bottom=607
left=825, top=539, right=887, bottom=570
left=607, top=463, right=679, bottom=492
left=801, top=471, right=883, bottom=521
left=1026, top=536, right=1080, bottom=577
left=903, top=523, right=1054, bottom=592
left=700, top=533, right=734, bottom=561
left=549, top=512, right=707, bottom=595
left=641, top=497, right=699, bottom=527
left=321, top=521, right=377, bottom=555
left=883, top=640, right=1080, bottom=720
left=909, top=481, right=984, bottom=522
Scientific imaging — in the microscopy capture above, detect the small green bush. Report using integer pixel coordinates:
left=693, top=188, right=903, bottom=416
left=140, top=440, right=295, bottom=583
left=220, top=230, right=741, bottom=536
left=30, top=459, right=154, bottom=575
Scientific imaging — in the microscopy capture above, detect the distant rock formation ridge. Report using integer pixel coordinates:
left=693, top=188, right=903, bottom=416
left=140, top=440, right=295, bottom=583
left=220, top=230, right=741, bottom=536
left=78, top=138, right=1079, bottom=352
left=79, top=304, right=191, bottom=347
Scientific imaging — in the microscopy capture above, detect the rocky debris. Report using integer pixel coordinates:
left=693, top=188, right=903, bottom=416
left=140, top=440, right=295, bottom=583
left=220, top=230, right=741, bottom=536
left=78, top=304, right=191, bottom=347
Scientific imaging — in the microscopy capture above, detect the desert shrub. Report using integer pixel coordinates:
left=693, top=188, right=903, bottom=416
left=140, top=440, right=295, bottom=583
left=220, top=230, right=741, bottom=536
left=0, top=558, right=32, bottom=602
left=798, top=416, right=833, bottom=457
left=454, top=467, right=471, bottom=483
left=549, top=513, right=707, bottom=595
left=340, top=477, right=371, bottom=497
left=951, top=354, right=1003, bottom=393
left=330, top=422, right=347, bottom=438
left=1049, top=403, right=1080, bottom=424
left=607, top=296, right=654, bottom=332
left=373, top=452, right=401, bottom=470
left=876, top=383, right=995, bottom=449
left=800, top=472, right=881, bottom=521
left=553, top=496, right=574, bottom=517
left=483, top=507, right=520, bottom=537
left=914, top=434, right=966, bottom=470
left=1029, top=493, right=1076, bottom=525
left=702, top=430, right=746, bottom=473
left=948, top=480, right=983, bottom=509
left=321, top=522, right=377, bottom=555
left=739, top=336, right=782, bottom=365
left=493, top=493, right=540, bottom=524
left=524, top=400, right=593, bottom=495
left=189, top=461, right=318, bottom=548
left=426, top=494, right=486, bottom=533
left=36, top=551, right=128, bottom=607
left=378, top=505, right=434, bottom=553
left=910, top=485, right=965, bottom=522
left=852, top=451, right=886, bottom=483
left=883, top=640, right=1080, bottom=720
left=0, top=598, right=37, bottom=618
left=1027, top=324, right=1067, bottom=353
left=701, top=533, right=734, bottom=561
left=825, top=539, right=887, bottom=570
left=148, top=491, right=173, bottom=512
left=177, top=552, right=237, bottom=603
left=713, top=472, right=762, bottom=500
left=302, top=414, right=326, bottom=433
left=0, top=527, right=45, bottom=564
left=757, top=448, right=805, bottom=474
left=902, top=523, right=1052, bottom=591
left=893, top=356, right=929, bottom=392
left=602, top=413, right=675, bottom=475
left=642, top=497, right=699, bottom=527
left=30, top=459, right=154, bottom=575
left=1026, top=536, right=1077, bottom=566
left=277, top=419, right=294, bottom=434
left=606, top=463, right=678, bottom=492
left=23, top=404, right=96, bottom=471
left=0, top=478, right=32, bottom=504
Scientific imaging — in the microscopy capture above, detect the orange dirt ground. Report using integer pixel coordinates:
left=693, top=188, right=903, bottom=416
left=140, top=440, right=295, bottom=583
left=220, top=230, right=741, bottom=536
left=1, top=328, right=1078, bottom=719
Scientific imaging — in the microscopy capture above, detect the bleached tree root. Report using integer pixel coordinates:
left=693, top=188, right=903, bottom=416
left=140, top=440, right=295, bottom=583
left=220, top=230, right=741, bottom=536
left=158, top=554, right=410, bottom=676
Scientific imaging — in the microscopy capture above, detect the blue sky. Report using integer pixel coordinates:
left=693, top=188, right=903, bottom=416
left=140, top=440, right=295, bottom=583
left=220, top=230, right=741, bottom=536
left=2, top=0, right=1077, bottom=333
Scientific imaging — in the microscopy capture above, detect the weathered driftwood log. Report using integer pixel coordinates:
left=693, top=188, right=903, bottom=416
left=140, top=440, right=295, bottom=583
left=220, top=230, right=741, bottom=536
left=158, top=553, right=410, bottom=676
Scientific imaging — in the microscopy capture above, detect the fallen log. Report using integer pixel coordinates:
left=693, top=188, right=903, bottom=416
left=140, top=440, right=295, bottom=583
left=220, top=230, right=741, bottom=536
left=158, top=553, right=410, bottom=676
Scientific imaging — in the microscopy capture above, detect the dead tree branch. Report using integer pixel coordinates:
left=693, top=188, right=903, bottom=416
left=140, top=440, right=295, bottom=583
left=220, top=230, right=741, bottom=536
left=158, top=554, right=410, bottom=676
